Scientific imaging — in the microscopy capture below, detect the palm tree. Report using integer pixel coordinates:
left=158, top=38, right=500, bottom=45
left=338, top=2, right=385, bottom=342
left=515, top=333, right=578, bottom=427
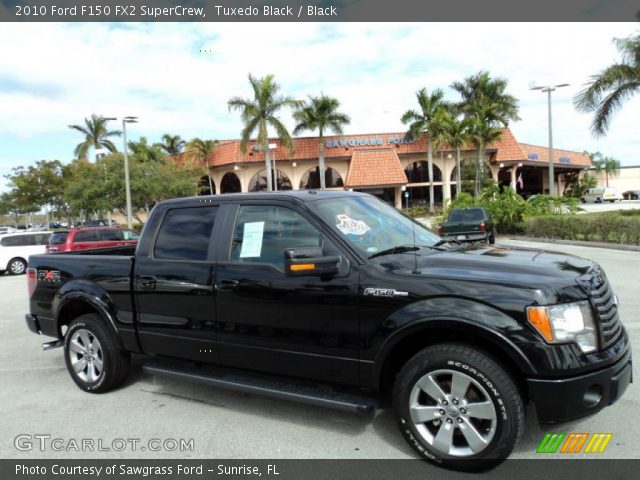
left=589, top=151, right=621, bottom=187
left=128, top=137, right=164, bottom=163
left=68, top=114, right=122, bottom=161
left=451, top=71, right=520, bottom=197
left=187, top=138, right=219, bottom=194
left=401, top=88, right=449, bottom=214
left=159, top=134, right=186, bottom=157
left=293, top=94, right=350, bottom=190
left=228, top=74, right=302, bottom=191
left=434, top=108, right=473, bottom=198
left=574, top=33, right=640, bottom=137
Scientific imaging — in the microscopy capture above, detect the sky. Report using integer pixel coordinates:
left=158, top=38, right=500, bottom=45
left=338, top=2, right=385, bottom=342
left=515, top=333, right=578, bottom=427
left=0, top=22, right=638, bottom=191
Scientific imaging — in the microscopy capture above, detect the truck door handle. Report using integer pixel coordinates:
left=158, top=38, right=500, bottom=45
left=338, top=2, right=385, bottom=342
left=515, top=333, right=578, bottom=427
left=218, top=279, right=239, bottom=292
left=138, top=275, right=157, bottom=289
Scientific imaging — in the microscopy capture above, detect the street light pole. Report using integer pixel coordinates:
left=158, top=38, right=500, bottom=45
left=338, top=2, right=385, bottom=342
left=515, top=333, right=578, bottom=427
left=122, top=116, right=138, bottom=229
left=530, top=83, right=569, bottom=196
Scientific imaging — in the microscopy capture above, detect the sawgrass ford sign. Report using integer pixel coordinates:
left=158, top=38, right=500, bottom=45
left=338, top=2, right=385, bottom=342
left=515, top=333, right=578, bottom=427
left=326, top=136, right=416, bottom=148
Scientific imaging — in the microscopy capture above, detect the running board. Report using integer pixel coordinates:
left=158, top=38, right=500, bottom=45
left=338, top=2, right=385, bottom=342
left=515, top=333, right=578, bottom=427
left=143, top=361, right=377, bottom=415
left=42, top=339, right=64, bottom=351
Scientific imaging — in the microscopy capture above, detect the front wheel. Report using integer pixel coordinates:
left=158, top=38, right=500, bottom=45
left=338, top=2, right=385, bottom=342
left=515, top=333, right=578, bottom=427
left=393, top=344, right=524, bottom=471
left=64, top=313, right=130, bottom=393
left=7, top=257, right=27, bottom=275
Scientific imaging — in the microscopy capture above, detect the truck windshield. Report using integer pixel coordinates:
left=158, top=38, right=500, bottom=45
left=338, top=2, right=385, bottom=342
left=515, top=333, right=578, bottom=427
left=314, top=196, right=440, bottom=256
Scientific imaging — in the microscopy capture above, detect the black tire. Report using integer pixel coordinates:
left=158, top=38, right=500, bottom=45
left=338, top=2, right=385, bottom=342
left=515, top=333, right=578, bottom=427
left=7, top=257, right=27, bottom=275
left=64, top=313, right=130, bottom=393
left=393, top=343, right=524, bottom=471
left=488, top=232, right=496, bottom=244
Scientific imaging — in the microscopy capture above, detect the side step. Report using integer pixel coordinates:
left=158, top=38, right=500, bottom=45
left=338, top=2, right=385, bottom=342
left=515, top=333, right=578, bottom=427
left=143, top=361, right=377, bottom=415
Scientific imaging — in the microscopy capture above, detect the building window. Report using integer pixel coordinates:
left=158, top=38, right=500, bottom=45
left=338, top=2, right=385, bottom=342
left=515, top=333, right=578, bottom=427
left=405, top=161, right=442, bottom=183
left=221, top=172, right=241, bottom=194
left=299, top=166, right=344, bottom=189
left=248, top=169, right=292, bottom=192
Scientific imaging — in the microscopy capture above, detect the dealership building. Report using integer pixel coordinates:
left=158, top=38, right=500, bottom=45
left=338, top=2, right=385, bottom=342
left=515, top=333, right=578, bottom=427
left=193, top=128, right=591, bottom=209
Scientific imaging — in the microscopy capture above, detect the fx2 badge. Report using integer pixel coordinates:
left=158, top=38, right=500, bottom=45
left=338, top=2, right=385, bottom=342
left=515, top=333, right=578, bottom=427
left=38, top=270, right=61, bottom=283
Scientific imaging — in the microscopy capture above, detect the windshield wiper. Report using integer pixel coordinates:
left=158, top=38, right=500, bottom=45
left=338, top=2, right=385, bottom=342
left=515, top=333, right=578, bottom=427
left=368, top=245, right=419, bottom=259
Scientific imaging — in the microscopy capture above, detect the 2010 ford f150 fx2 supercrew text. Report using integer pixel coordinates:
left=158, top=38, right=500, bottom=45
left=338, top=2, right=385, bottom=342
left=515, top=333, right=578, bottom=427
left=25, top=191, right=632, bottom=470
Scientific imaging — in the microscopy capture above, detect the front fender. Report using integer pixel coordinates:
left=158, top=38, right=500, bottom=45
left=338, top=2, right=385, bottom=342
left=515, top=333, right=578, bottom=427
left=371, top=297, right=537, bottom=388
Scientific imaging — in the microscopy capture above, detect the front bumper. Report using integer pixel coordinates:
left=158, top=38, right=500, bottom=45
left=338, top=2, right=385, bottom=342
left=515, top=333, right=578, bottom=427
left=527, top=346, right=632, bottom=423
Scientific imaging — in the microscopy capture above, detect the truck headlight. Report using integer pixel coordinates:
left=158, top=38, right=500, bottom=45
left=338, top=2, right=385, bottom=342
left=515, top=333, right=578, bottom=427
left=527, top=301, right=596, bottom=354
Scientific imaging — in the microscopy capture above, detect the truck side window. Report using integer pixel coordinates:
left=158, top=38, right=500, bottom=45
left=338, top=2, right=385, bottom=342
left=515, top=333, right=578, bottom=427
left=154, top=206, right=217, bottom=261
left=230, top=205, right=321, bottom=270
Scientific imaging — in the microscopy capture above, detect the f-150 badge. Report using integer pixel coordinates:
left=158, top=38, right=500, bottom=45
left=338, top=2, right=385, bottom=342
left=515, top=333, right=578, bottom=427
left=363, top=288, right=408, bottom=297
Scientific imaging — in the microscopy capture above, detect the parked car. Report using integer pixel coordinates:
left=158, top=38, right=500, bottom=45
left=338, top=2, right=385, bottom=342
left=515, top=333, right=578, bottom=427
left=0, top=231, right=51, bottom=275
left=46, top=227, right=139, bottom=253
left=437, top=207, right=495, bottom=243
left=24, top=191, right=631, bottom=470
left=581, top=187, right=622, bottom=203
left=622, top=190, right=640, bottom=200
left=0, top=226, right=18, bottom=235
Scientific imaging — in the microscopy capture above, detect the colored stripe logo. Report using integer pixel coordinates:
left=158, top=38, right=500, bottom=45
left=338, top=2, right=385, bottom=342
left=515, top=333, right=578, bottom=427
left=537, top=433, right=613, bottom=454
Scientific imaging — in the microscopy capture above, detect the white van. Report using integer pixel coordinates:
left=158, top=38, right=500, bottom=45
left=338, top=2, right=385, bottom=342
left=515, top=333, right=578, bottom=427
left=581, top=187, right=622, bottom=203
left=0, top=231, right=51, bottom=275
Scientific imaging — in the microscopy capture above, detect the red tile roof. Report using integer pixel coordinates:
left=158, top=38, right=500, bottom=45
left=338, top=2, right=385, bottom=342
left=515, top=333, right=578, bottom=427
left=345, top=148, right=408, bottom=188
left=518, top=143, right=591, bottom=167
left=176, top=128, right=590, bottom=175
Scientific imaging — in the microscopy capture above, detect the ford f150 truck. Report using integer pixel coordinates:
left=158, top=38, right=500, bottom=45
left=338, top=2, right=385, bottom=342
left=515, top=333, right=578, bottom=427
left=25, top=191, right=631, bottom=470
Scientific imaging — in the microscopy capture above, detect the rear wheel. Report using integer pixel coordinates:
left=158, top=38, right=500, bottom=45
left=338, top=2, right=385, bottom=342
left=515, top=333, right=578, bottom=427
left=488, top=232, right=496, bottom=244
left=64, top=314, right=130, bottom=393
left=7, top=257, right=27, bottom=275
left=393, top=344, right=524, bottom=471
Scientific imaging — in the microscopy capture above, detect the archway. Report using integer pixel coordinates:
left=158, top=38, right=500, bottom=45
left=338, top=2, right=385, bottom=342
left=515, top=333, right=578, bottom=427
left=405, top=161, right=442, bottom=183
left=299, top=166, right=344, bottom=189
left=220, top=172, right=241, bottom=194
left=198, top=175, right=215, bottom=195
left=248, top=169, right=292, bottom=192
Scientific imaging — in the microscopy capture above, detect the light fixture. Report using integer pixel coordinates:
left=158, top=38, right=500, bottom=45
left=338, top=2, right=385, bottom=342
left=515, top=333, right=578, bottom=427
left=292, top=162, right=297, bottom=168
left=234, top=165, right=240, bottom=171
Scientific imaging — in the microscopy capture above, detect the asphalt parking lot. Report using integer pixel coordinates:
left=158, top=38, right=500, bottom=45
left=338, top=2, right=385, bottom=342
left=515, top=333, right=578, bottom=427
left=0, top=239, right=637, bottom=462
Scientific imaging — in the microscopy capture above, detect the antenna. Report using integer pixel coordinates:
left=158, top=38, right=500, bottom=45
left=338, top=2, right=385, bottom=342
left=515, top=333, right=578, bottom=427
left=411, top=216, right=421, bottom=275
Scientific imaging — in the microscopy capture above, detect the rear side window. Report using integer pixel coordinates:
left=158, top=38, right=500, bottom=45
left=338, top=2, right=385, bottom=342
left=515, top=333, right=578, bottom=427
left=154, top=206, right=217, bottom=261
left=0, top=234, right=46, bottom=246
left=50, top=232, right=69, bottom=245
left=73, top=230, right=99, bottom=242
left=98, top=229, right=122, bottom=241
left=1, top=235, right=28, bottom=246
left=448, top=209, right=486, bottom=222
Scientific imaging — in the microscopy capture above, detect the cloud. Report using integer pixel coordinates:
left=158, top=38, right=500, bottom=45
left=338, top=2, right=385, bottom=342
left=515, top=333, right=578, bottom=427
left=0, top=21, right=638, bottom=188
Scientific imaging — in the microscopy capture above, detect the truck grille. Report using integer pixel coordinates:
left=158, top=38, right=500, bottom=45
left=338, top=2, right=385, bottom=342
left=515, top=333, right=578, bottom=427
left=590, top=278, right=622, bottom=349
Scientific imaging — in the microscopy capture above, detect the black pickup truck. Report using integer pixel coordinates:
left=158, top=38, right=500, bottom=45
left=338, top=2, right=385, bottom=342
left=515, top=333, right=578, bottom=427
left=25, top=191, right=631, bottom=470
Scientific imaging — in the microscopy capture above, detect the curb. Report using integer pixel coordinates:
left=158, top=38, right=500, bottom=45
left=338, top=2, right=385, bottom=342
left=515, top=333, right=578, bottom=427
left=503, top=236, right=640, bottom=252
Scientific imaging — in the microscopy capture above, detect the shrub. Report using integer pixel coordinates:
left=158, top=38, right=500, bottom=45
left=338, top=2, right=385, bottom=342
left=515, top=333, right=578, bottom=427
left=524, top=214, right=640, bottom=245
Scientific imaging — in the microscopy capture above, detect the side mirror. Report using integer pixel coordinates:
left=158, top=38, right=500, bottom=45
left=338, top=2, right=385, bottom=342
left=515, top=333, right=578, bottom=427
left=284, top=246, right=341, bottom=277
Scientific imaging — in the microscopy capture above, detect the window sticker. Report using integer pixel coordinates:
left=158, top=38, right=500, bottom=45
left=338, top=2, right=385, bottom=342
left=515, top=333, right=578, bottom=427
left=239, top=221, right=264, bottom=258
left=335, top=214, right=371, bottom=236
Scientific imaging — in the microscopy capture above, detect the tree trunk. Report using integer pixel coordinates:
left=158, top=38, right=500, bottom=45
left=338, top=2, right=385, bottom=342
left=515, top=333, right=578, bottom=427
left=205, top=158, right=214, bottom=194
left=427, top=138, right=435, bottom=214
left=475, top=144, right=484, bottom=199
left=319, top=128, right=326, bottom=190
left=605, top=170, right=609, bottom=188
left=455, top=146, right=462, bottom=197
left=264, top=145, right=273, bottom=192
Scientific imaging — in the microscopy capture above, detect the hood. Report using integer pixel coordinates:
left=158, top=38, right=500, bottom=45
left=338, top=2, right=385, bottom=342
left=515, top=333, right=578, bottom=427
left=381, top=244, right=597, bottom=290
